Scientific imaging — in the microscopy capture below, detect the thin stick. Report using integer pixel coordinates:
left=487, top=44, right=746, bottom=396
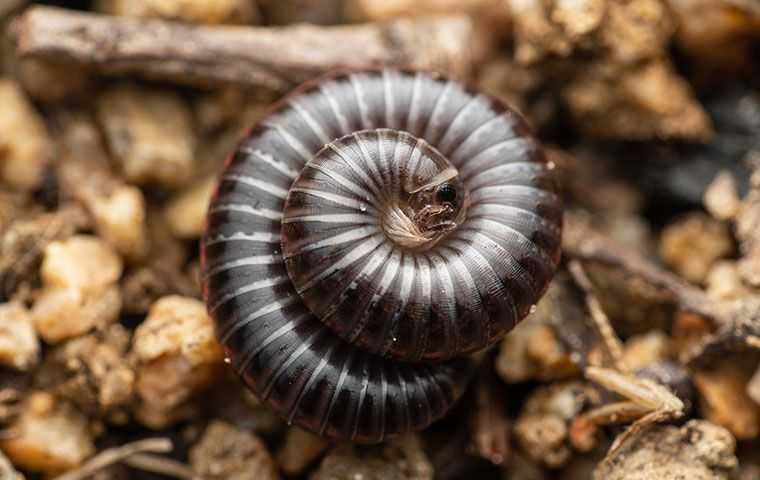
left=569, top=261, right=625, bottom=368
left=54, top=438, right=173, bottom=480
left=13, top=6, right=477, bottom=91
left=563, top=214, right=720, bottom=322
left=124, top=453, right=199, bottom=480
left=471, top=366, right=510, bottom=465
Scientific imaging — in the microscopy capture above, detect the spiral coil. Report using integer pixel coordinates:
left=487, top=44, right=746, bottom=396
left=201, top=69, right=562, bottom=442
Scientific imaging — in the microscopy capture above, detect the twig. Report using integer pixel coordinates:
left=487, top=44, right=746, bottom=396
left=13, top=6, right=478, bottom=91
left=470, top=364, right=510, bottom=465
left=54, top=438, right=173, bottom=480
left=563, top=214, right=720, bottom=322
left=568, top=261, right=624, bottom=368
left=124, top=453, right=199, bottom=480
left=564, top=213, right=760, bottom=366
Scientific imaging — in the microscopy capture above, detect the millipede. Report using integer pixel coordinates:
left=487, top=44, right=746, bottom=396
left=201, top=68, right=562, bottom=443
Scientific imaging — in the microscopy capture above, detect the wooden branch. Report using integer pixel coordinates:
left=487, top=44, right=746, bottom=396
left=568, top=261, right=625, bottom=368
left=13, top=6, right=478, bottom=91
left=54, top=438, right=173, bottom=480
left=125, top=453, right=199, bottom=480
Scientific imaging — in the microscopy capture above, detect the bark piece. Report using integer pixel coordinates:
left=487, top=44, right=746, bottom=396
left=14, top=7, right=478, bottom=91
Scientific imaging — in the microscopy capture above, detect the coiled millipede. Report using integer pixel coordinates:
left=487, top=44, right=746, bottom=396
left=201, top=69, right=562, bottom=443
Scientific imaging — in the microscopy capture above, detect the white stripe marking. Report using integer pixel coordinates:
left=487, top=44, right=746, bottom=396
left=325, top=143, right=383, bottom=200
left=240, top=147, right=299, bottom=179
left=437, top=94, right=484, bottom=153
left=308, top=160, right=373, bottom=200
left=423, top=80, right=455, bottom=141
left=407, top=72, right=423, bottom=133
left=289, top=226, right=378, bottom=255
left=289, top=99, right=331, bottom=144
left=297, top=234, right=384, bottom=293
left=432, top=254, right=457, bottom=351
left=234, top=312, right=309, bottom=372
left=458, top=138, right=531, bottom=179
left=204, top=255, right=281, bottom=278
left=210, top=204, right=282, bottom=220
left=210, top=275, right=289, bottom=313
left=383, top=69, right=396, bottom=128
left=350, top=74, right=372, bottom=129
left=282, top=213, right=375, bottom=225
left=289, top=187, right=376, bottom=212
left=223, top=173, right=288, bottom=199
left=320, top=83, right=351, bottom=133
left=220, top=296, right=299, bottom=344
left=265, top=122, right=313, bottom=163
left=204, top=231, right=279, bottom=246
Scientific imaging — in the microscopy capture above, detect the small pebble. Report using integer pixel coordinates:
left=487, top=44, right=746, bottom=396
left=85, top=184, right=149, bottom=261
left=38, top=235, right=123, bottom=294
left=164, top=176, right=217, bottom=239
left=514, top=414, right=570, bottom=468
left=276, top=427, right=329, bottom=476
left=513, top=381, right=595, bottom=469
left=32, top=235, right=123, bottom=343
left=706, top=261, right=752, bottom=301
left=189, top=420, right=280, bottom=480
left=747, top=365, right=760, bottom=407
left=97, top=83, right=197, bottom=189
left=619, top=330, right=669, bottom=372
left=0, top=302, right=40, bottom=371
left=495, top=281, right=579, bottom=383
left=0, top=391, right=95, bottom=475
left=660, top=212, right=733, bottom=284
left=593, top=420, right=737, bottom=480
left=704, top=171, right=741, bottom=221
left=36, top=325, right=135, bottom=423
left=0, top=78, right=53, bottom=191
left=694, top=357, right=760, bottom=440
left=312, top=435, right=433, bottom=480
left=132, top=295, right=223, bottom=428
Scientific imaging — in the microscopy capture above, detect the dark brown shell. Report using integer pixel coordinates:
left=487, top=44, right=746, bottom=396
left=201, top=69, right=562, bottom=443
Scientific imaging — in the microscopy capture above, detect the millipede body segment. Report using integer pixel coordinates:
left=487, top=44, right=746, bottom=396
left=201, top=69, right=562, bottom=443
